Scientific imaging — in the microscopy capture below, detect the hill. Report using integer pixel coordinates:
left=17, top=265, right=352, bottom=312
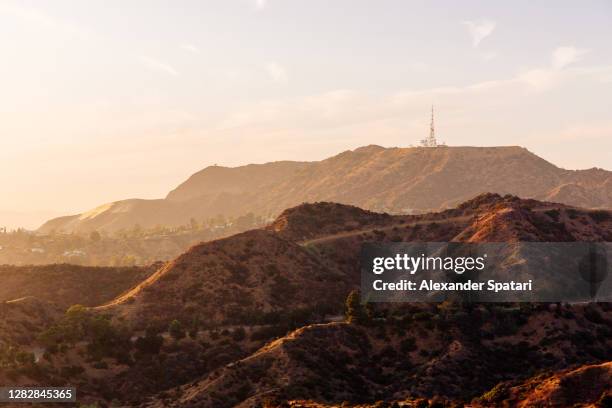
left=4, top=196, right=611, bottom=406
left=0, top=263, right=159, bottom=309
left=100, top=229, right=350, bottom=329
left=166, top=161, right=310, bottom=202
left=143, top=303, right=612, bottom=407
left=38, top=146, right=612, bottom=233
left=0, top=297, right=63, bottom=345
left=101, top=194, right=611, bottom=329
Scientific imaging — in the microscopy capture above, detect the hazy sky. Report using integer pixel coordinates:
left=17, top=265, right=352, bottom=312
left=1, top=0, right=611, bottom=228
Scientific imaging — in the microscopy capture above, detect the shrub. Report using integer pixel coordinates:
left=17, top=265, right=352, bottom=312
left=169, top=320, right=186, bottom=340
left=345, top=290, right=369, bottom=325
left=481, top=383, right=508, bottom=403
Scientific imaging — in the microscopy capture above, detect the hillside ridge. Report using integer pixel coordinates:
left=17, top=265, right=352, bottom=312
left=38, top=145, right=612, bottom=233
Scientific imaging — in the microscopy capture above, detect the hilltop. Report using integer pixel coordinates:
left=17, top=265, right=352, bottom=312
left=39, top=146, right=612, bottom=233
left=101, top=229, right=350, bottom=329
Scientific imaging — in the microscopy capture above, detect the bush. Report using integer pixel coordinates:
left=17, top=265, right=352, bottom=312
left=481, top=383, right=508, bottom=403
left=169, top=320, right=185, bottom=340
left=345, top=290, right=369, bottom=325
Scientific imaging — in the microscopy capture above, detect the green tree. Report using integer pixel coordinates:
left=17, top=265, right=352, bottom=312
left=345, top=290, right=368, bottom=325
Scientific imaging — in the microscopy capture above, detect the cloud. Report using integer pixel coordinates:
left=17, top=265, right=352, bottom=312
left=216, top=56, right=612, bottom=138
left=254, top=0, right=267, bottom=10
left=265, top=62, right=288, bottom=83
left=0, top=2, right=85, bottom=36
left=139, top=56, right=179, bottom=76
left=552, top=46, right=589, bottom=70
left=463, top=19, right=496, bottom=47
left=180, top=44, right=200, bottom=54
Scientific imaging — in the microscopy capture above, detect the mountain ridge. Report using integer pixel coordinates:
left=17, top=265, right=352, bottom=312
left=38, top=145, right=612, bottom=233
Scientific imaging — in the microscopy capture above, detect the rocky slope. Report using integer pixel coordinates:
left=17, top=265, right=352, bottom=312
left=39, top=146, right=612, bottom=233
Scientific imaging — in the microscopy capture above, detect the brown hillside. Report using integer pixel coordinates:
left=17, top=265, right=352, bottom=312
left=0, top=263, right=159, bottom=309
left=143, top=304, right=612, bottom=408
left=4, top=196, right=612, bottom=406
left=102, top=229, right=350, bottom=329
left=0, top=297, right=62, bottom=344
left=166, top=161, right=310, bottom=202
left=474, top=361, right=612, bottom=407
left=39, top=146, right=612, bottom=233
left=104, top=194, right=611, bottom=329
left=268, top=202, right=395, bottom=241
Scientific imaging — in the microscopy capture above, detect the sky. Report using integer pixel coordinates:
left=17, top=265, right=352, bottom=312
left=1, top=0, right=611, bottom=229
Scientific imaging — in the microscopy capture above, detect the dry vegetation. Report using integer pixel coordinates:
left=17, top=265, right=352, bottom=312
left=0, top=194, right=610, bottom=407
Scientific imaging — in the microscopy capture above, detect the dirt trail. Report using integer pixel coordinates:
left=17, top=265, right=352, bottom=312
left=299, top=215, right=474, bottom=246
left=299, top=206, right=561, bottom=246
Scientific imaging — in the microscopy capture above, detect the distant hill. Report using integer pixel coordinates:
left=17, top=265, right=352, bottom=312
left=166, top=161, right=310, bottom=202
left=38, top=146, right=612, bottom=233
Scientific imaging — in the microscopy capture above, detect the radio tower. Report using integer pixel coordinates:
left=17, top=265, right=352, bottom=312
left=420, top=105, right=438, bottom=147
left=429, top=105, right=436, bottom=146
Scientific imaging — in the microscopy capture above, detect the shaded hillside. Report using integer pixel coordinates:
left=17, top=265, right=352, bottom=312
left=102, top=230, right=349, bottom=329
left=143, top=303, right=612, bottom=408
left=102, top=194, right=612, bottom=328
left=39, top=146, right=612, bottom=233
left=0, top=297, right=62, bottom=345
left=268, top=202, right=395, bottom=241
left=0, top=263, right=160, bottom=309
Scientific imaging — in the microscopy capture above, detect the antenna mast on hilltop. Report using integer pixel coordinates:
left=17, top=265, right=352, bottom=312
left=429, top=105, right=436, bottom=146
left=419, top=105, right=445, bottom=147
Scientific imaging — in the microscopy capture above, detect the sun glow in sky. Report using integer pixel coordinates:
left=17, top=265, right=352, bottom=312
left=1, top=0, right=611, bottom=228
